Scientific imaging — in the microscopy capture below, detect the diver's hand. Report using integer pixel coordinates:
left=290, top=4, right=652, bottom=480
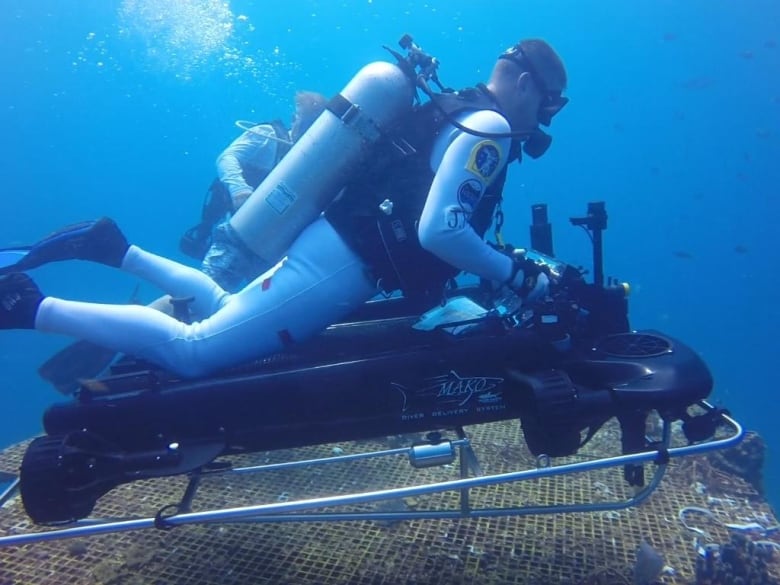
left=504, top=255, right=550, bottom=304
left=232, top=188, right=253, bottom=211
left=521, top=271, right=549, bottom=303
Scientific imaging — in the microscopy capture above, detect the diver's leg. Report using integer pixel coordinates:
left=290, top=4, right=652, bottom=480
left=34, top=217, right=376, bottom=378
left=1, top=273, right=193, bottom=364
left=7, top=217, right=229, bottom=317
left=35, top=297, right=209, bottom=377
left=167, top=216, right=377, bottom=375
left=121, top=246, right=230, bottom=317
left=0, top=275, right=186, bottom=368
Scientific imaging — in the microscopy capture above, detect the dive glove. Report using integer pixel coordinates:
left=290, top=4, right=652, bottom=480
left=503, top=252, right=549, bottom=304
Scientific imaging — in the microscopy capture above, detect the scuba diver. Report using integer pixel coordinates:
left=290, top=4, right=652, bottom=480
left=29, top=91, right=328, bottom=392
left=181, top=90, right=327, bottom=292
left=0, top=38, right=569, bottom=379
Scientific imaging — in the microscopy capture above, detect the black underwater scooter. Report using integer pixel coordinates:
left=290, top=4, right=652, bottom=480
left=11, top=201, right=736, bottom=529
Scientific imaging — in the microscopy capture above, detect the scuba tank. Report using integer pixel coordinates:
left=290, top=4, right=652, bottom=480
left=229, top=34, right=556, bottom=267
left=230, top=58, right=418, bottom=266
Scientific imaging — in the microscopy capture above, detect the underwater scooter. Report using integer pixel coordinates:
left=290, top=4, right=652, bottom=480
left=0, top=201, right=743, bottom=547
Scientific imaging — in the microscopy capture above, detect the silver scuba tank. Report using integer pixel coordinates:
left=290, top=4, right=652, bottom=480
left=229, top=60, right=416, bottom=266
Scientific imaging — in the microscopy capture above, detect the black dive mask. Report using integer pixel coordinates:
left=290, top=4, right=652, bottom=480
left=498, top=44, right=569, bottom=127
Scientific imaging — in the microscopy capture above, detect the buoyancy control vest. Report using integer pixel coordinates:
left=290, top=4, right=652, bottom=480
left=325, top=85, right=519, bottom=301
left=180, top=120, right=291, bottom=260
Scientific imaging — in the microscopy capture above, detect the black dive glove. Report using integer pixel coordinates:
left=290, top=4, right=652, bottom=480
left=500, top=250, right=550, bottom=304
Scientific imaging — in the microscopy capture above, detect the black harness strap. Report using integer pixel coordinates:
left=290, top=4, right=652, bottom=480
left=325, top=86, right=516, bottom=301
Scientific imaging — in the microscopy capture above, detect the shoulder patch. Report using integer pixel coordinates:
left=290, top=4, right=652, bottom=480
left=457, top=179, right=483, bottom=213
left=466, top=140, right=502, bottom=180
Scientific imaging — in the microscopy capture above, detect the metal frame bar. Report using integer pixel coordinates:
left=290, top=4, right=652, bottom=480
left=0, top=403, right=743, bottom=547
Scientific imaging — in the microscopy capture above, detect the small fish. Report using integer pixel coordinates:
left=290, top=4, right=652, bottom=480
left=734, top=244, right=749, bottom=254
left=673, top=250, right=694, bottom=259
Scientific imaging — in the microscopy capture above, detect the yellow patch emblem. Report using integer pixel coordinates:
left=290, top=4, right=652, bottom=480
left=465, top=140, right=502, bottom=180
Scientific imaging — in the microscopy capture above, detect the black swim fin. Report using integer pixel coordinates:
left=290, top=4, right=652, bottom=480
left=38, top=339, right=118, bottom=395
left=0, top=218, right=128, bottom=276
left=0, top=247, right=32, bottom=276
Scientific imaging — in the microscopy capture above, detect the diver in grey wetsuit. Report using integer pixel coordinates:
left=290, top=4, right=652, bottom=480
left=0, top=39, right=568, bottom=379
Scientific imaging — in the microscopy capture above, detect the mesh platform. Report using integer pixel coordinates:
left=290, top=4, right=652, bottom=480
left=0, top=419, right=777, bottom=585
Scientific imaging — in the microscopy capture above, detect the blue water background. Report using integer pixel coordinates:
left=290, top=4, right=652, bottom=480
left=1, top=0, right=778, bottom=506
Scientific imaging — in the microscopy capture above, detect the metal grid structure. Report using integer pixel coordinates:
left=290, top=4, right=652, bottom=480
left=0, top=419, right=777, bottom=585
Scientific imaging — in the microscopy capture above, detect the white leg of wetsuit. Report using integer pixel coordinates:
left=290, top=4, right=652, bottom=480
left=35, top=218, right=378, bottom=377
left=121, top=245, right=232, bottom=317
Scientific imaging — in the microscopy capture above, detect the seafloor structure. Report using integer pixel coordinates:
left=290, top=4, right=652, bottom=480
left=0, top=419, right=777, bottom=585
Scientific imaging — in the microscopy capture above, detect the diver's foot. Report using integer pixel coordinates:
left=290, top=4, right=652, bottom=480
left=20, top=217, right=129, bottom=270
left=0, top=273, right=43, bottom=329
